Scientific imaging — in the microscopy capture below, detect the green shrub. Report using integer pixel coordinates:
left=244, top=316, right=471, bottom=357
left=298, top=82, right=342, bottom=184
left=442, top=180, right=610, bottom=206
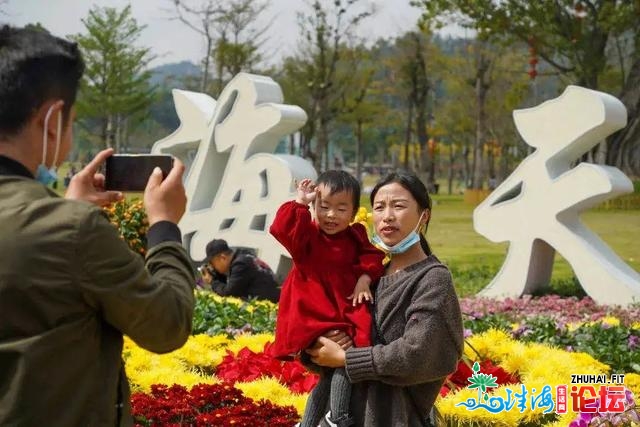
left=192, top=291, right=277, bottom=336
left=104, top=199, right=148, bottom=256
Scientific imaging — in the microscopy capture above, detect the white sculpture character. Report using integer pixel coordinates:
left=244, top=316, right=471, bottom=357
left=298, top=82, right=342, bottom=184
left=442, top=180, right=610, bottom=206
left=474, top=85, right=640, bottom=306
left=152, top=73, right=317, bottom=276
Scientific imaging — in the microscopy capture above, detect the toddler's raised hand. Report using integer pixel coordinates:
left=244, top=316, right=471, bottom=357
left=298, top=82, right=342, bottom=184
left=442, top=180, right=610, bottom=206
left=295, top=178, right=317, bottom=205
left=349, top=274, right=373, bottom=306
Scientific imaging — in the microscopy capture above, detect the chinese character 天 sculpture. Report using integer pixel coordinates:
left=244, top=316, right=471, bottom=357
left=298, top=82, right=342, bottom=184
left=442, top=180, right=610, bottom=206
left=474, top=85, right=640, bottom=306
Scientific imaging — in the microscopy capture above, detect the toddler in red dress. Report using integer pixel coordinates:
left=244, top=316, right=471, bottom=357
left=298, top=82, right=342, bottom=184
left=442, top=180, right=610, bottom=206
left=270, top=170, right=385, bottom=427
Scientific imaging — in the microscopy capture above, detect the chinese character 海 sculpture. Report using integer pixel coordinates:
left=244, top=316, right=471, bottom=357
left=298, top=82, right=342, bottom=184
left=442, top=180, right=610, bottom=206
left=152, top=73, right=316, bottom=278
left=474, top=85, right=640, bottom=306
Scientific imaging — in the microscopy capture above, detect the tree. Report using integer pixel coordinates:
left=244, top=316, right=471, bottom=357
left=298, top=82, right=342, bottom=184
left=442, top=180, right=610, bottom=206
left=170, top=0, right=222, bottom=92
left=431, top=37, right=529, bottom=192
left=415, top=0, right=640, bottom=167
left=295, top=0, right=373, bottom=171
left=610, top=55, right=640, bottom=175
left=170, top=0, right=271, bottom=94
left=212, top=0, right=270, bottom=93
left=73, top=5, right=155, bottom=150
left=335, top=45, right=380, bottom=182
left=275, top=55, right=317, bottom=156
left=394, top=30, right=437, bottom=184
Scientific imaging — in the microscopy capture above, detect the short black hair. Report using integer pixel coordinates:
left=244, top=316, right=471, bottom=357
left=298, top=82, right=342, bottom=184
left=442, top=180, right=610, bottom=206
left=206, top=239, right=232, bottom=260
left=316, top=170, right=361, bottom=211
left=0, top=25, right=84, bottom=139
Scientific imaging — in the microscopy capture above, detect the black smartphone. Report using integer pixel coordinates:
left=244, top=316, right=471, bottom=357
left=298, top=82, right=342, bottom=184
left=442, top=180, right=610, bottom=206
left=105, top=154, right=173, bottom=192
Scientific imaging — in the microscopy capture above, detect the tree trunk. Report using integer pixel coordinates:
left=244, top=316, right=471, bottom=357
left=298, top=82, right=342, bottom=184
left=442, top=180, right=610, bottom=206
left=103, top=115, right=114, bottom=149
left=609, top=55, right=640, bottom=176
left=404, top=97, right=413, bottom=171
left=355, top=119, right=363, bottom=184
left=447, top=143, right=454, bottom=195
left=472, top=45, right=491, bottom=190
left=462, top=143, right=471, bottom=188
left=202, top=36, right=212, bottom=93
left=316, top=111, right=329, bottom=172
left=101, top=117, right=109, bottom=149
left=473, top=75, right=487, bottom=189
left=114, top=114, right=121, bottom=153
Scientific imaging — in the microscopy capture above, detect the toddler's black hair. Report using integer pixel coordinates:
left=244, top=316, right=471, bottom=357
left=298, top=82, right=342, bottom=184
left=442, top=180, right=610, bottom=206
left=316, top=170, right=361, bottom=211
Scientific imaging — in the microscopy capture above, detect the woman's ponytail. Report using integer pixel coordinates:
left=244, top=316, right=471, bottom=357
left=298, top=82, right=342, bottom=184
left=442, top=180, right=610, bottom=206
left=419, top=233, right=432, bottom=256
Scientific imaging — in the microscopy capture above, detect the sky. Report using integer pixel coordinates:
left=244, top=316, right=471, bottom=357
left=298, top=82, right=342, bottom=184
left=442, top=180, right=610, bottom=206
left=2, top=0, right=458, bottom=68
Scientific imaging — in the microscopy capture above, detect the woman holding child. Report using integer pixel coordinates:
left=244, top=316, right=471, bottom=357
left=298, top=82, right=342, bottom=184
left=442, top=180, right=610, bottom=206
left=306, top=171, right=464, bottom=427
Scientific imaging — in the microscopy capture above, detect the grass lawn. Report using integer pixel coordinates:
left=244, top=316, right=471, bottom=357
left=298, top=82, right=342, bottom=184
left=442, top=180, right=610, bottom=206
left=427, top=194, right=640, bottom=296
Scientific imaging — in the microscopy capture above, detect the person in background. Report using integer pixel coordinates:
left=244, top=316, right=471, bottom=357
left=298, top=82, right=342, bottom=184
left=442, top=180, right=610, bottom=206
left=306, top=171, right=464, bottom=427
left=270, top=171, right=386, bottom=427
left=200, top=238, right=281, bottom=303
left=0, top=26, right=195, bottom=426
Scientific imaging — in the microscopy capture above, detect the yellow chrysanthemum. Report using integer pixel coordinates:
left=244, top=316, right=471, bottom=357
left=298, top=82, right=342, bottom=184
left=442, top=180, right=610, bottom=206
left=235, top=377, right=308, bottom=416
left=544, top=412, right=578, bottom=427
left=440, top=330, right=614, bottom=426
left=566, top=322, right=582, bottom=332
left=173, top=337, right=228, bottom=370
left=437, top=387, right=522, bottom=427
left=224, top=333, right=274, bottom=354
left=598, top=316, right=621, bottom=327
left=624, top=373, right=640, bottom=400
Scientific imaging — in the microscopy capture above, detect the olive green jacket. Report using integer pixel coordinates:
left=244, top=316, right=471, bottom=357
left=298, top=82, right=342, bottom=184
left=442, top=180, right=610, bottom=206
left=0, top=175, right=195, bottom=426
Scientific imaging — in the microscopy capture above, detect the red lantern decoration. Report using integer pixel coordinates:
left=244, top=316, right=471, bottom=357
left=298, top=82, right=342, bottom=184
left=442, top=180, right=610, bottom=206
left=428, top=138, right=436, bottom=155
left=528, top=37, right=538, bottom=80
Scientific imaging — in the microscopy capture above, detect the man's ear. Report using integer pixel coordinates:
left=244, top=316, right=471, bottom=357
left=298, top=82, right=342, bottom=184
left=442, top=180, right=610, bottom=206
left=36, top=100, right=65, bottom=138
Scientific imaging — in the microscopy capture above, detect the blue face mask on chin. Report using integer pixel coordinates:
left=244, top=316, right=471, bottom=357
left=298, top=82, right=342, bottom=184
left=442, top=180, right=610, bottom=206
left=372, top=212, right=426, bottom=255
left=36, top=105, right=61, bottom=186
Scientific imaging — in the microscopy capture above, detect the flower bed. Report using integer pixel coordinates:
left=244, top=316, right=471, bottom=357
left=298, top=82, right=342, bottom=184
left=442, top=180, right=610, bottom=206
left=131, top=383, right=298, bottom=426
left=125, top=292, right=640, bottom=426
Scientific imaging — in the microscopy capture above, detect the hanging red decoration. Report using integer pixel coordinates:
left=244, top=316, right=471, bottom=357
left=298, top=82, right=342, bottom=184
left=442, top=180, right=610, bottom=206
left=527, top=37, right=538, bottom=80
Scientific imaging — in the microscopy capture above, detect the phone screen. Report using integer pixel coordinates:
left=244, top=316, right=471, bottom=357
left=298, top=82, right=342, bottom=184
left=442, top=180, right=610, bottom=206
left=105, top=155, right=173, bottom=192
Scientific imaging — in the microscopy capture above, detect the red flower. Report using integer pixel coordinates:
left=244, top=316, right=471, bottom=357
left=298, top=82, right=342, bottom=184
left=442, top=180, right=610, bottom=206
left=131, top=383, right=299, bottom=426
left=216, top=344, right=319, bottom=393
left=440, top=359, right=520, bottom=397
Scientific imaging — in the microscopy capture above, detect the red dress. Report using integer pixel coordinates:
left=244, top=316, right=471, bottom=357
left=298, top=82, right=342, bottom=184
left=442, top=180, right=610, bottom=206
left=269, top=201, right=385, bottom=359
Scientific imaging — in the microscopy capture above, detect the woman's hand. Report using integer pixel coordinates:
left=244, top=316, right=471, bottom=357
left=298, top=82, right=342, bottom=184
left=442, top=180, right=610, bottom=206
left=322, top=329, right=353, bottom=350
left=306, top=336, right=346, bottom=368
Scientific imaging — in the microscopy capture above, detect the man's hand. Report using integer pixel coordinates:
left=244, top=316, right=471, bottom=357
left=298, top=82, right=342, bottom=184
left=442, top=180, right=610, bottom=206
left=143, top=158, right=187, bottom=226
left=200, top=265, right=213, bottom=284
left=65, top=148, right=123, bottom=206
left=349, top=274, right=373, bottom=306
left=295, top=178, right=317, bottom=205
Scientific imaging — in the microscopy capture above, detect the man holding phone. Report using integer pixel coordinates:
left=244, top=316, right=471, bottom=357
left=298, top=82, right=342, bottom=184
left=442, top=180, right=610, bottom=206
left=0, top=26, right=195, bottom=425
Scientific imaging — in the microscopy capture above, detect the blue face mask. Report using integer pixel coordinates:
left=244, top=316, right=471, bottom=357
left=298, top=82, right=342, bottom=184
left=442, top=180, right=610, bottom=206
left=36, top=105, right=61, bottom=186
left=372, top=213, right=426, bottom=255
left=35, top=164, right=58, bottom=186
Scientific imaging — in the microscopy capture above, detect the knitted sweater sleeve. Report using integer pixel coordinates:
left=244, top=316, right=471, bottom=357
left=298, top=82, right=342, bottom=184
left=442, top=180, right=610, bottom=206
left=345, top=266, right=463, bottom=386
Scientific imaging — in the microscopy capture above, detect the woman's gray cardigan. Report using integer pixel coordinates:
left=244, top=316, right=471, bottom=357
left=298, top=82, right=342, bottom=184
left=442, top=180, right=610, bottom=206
left=345, top=255, right=464, bottom=427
